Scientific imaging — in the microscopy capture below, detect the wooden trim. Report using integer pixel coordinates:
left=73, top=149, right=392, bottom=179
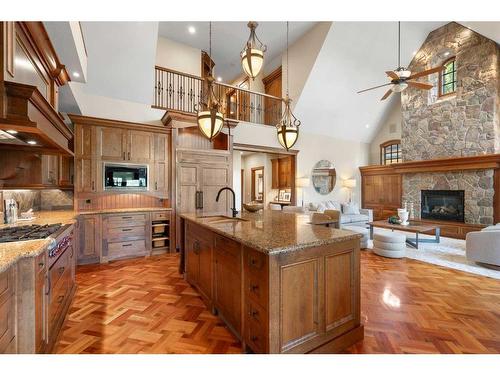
left=155, top=65, right=202, bottom=81
left=233, top=142, right=299, bottom=156
left=68, top=114, right=171, bottom=134
left=360, top=154, right=500, bottom=175
left=18, top=22, right=70, bottom=86
left=438, top=56, right=456, bottom=98
left=5, top=22, right=15, bottom=77
left=263, top=66, right=282, bottom=86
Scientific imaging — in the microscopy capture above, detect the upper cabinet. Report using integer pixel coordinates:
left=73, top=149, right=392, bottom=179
left=97, top=127, right=154, bottom=163
left=271, top=156, right=294, bottom=189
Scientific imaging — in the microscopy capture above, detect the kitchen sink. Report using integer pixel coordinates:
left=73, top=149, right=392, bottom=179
left=200, top=215, right=248, bottom=224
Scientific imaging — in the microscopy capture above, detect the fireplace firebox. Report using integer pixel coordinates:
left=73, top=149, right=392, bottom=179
left=421, top=190, right=465, bottom=222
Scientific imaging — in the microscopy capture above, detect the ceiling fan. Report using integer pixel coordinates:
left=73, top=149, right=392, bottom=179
left=357, top=22, right=442, bottom=101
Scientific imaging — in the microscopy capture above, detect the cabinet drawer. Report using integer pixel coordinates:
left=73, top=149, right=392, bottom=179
left=245, top=269, right=269, bottom=309
left=108, top=240, right=147, bottom=260
left=0, top=268, right=13, bottom=303
left=244, top=246, right=267, bottom=277
left=106, top=213, right=147, bottom=228
left=245, top=298, right=267, bottom=329
left=49, top=272, right=70, bottom=329
left=106, top=225, right=146, bottom=240
left=152, top=211, right=170, bottom=221
left=50, top=249, right=70, bottom=290
left=245, top=317, right=267, bottom=353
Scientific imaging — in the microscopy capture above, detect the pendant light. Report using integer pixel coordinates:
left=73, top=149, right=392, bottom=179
left=241, top=21, right=267, bottom=79
left=197, top=22, right=224, bottom=141
left=276, top=22, right=301, bottom=151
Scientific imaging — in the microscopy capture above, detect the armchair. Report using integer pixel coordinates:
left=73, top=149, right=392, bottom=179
left=466, top=225, right=500, bottom=268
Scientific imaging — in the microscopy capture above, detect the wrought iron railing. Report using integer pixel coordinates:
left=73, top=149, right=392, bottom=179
left=153, top=66, right=283, bottom=126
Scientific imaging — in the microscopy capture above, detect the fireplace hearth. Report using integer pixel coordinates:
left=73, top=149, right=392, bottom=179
left=421, top=190, right=465, bottom=222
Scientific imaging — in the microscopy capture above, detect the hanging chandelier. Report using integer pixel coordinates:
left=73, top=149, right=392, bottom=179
left=241, top=21, right=267, bottom=79
left=197, top=22, right=224, bottom=141
left=276, top=22, right=301, bottom=151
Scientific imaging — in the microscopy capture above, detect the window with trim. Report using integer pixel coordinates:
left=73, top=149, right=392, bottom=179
left=380, top=140, right=402, bottom=165
left=439, top=57, right=457, bottom=97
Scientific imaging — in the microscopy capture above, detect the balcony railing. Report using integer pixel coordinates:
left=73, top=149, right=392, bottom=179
left=153, top=66, right=282, bottom=126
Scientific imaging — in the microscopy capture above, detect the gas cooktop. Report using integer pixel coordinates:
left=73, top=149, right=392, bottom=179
left=0, top=223, right=62, bottom=243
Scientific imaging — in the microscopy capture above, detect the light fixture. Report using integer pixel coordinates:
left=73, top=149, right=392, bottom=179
left=196, top=22, right=224, bottom=141
left=276, top=22, right=301, bottom=151
left=365, top=124, right=370, bottom=129
left=27, top=140, right=37, bottom=145
left=6, top=130, right=18, bottom=134
left=241, top=21, right=266, bottom=79
left=188, top=26, right=196, bottom=34
left=217, top=76, right=222, bottom=82
left=391, top=82, right=408, bottom=92
left=72, top=72, right=80, bottom=78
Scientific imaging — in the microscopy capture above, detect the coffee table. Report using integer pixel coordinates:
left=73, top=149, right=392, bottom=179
left=368, top=220, right=441, bottom=249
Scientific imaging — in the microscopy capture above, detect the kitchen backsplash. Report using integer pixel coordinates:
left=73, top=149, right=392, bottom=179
left=1, top=189, right=73, bottom=212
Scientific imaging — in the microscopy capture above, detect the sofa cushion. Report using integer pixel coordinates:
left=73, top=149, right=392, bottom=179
left=326, top=200, right=341, bottom=210
left=342, top=202, right=360, bottom=215
left=482, top=224, right=500, bottom=232
left=346, top=214, right=369, bottom=223
left=340, top=215, right=352, bottom=224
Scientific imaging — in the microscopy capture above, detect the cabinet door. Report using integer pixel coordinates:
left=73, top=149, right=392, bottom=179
left=41, top=155, right=59, bottom=186
left=153, top=134, right=169, bottom=196
left=97, top=127, right=126, bottom=161
left=271, top=159, right=279, bottom=189
left=75, top=158, right=96, bottom=193
left=197, top=236, right=212, bottom=301
left=214, top=235, right=242, bottom=335
left=279, top=259, right=321, bottom=352
left=75, top=124, right=94, bottom=158
left=76, top=215, right=101, bottom=264
left=185, top=236, right=200, bottom=286
left=0, top=267, right=15, bottom=354
left=128, top=130, right=153, bottom=163
left=35, top=259, right=48, bottom=353
left=201, top=166, right=229, bottom=215
left=177, top=164, right=198, bottom=214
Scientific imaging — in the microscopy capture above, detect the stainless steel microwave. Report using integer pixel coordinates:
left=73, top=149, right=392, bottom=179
left=103, top=163, right=148, bottom=191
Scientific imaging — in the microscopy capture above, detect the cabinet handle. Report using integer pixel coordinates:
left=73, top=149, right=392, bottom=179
left=200, top=191, right=203, bottom=209
left=123, top=152, right=126, bottom=160
left=57, top=295, right=64, bottom=303
left=92, top=181, right=95, bottom=190
left=122, top=216, right=133, bottom=219
left=122, top=228, right=132, bottom=232
left=58, top=266, right=65, bottom=275
left=155, top=182, right=158, bottom=190
left=248, top=309, right=258, bottom=318
left=46, top=276, right=51, bottom=296
left=128, top=152, right=130, bottom=160
left=122, top=243, right=132, bottom=247
left=251, top=335, right=258, bottom=342
left=249, top=284, right=259, bottom=292
left=38, top=262, right=45, bottom=268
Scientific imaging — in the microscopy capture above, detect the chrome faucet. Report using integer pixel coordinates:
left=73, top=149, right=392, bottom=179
left=216, top=187, right=238, bottom=218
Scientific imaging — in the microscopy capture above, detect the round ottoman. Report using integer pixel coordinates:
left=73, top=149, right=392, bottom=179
left=373, top=232, right=406, bottom=258
left=343, top=226, right=369, bottom=249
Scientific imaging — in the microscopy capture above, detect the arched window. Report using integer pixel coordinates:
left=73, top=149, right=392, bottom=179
left=380, top=140, right=401, bottom=165
left=439, top=57, right=457, bottom=97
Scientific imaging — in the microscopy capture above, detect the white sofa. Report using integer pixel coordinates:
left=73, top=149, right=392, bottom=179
left=308, top=200, right=373, bottom=227
left=466, top=224, right=500, bottom=268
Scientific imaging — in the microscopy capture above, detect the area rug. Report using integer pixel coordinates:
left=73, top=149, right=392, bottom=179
left=367, top=228, right=500, bottom=280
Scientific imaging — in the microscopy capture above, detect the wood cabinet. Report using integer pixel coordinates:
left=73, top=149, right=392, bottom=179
left=76, top=214, right=101, bottom=265
left=271, top=156, right=294, bottom=189
left=361, top=173, right=402, bottom=220
left=152, top=133, right=169, bottom=197
left=35, top=252, right=48, bottom=353
left=263, top=67, right=282, bottom=126
left=0, top=267, right=16, bottom=353
left=214, top=234, right=242, bottom=336
left=182, top=218, right=362, bottom=353
left=41, top=155, right=59, bottom=186
left=58, top=155, right=74, bottom=188
left=97, top=127, right=153, bottom=163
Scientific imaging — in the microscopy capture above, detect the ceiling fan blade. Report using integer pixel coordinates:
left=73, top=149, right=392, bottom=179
left=407, top=81, right=433, bottom=90
left=407, top=66, right=442, bottom=80
left=386, top=71, right=399, bottom=80
left=357, top=83, right=393, bottom=94
left=381, top=89, right=393, bottom=101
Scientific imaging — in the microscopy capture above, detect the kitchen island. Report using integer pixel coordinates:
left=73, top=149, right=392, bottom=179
left=180, top=210, right=364, bottom=354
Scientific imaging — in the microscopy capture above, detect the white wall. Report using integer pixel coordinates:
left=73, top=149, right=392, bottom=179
left=239, top=153, right=276, bottom=206
left=156, top=36, right=201, bottom=77
left=233, top=122, right=370, bottom=207
left=233, top=151, right=242, bottom=210
left=369, top=96, right=402, bottom=164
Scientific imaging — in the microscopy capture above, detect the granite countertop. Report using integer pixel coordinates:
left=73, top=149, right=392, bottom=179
left=78, top=207, right=172, bottom=215
left=181, top=210, right=362, bottom=255
left=0, top=210, right=77, bottom=273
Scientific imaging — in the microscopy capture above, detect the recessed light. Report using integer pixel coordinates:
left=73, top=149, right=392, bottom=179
left=72, top=72, right=80, bottom=78
left=217, top=76, right=222, bottom=82
left=444, top=51, right=450, bottom=57
left=365, top=124, right=370, bottom=128
left=6, top=129, right=18, bottom=134
left=188, top=26, right=196, bottom=34
left=27, top=140, right=37, bottom=145
left=412, top=51, right=417, bottom=55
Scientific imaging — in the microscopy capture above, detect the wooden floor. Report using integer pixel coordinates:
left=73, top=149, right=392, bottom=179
left=53, top=252, right=500, bottom=354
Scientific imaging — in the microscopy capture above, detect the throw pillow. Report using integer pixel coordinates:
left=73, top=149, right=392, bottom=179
left=342, top=202, right=360, bottom=215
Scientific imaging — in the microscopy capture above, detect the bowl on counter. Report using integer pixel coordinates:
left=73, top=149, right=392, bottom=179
left=243, top=202, right=264, bottom=212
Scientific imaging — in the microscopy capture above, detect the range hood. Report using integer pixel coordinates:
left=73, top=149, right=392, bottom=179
left=0, top=81, right=73, bottom=155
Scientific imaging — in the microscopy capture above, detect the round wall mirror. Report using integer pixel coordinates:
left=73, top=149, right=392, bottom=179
left=311, top=160, right=336, bottom=195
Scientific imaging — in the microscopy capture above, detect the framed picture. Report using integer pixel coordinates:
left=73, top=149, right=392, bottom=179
left=278, top=190, right=286, bottom=201
left=283, top=192, right=291, bottom=202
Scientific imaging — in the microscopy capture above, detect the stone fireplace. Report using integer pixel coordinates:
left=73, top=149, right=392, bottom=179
left=421, top=190, right=464, bottom=222
left=400, top=22, right=500, bottom=225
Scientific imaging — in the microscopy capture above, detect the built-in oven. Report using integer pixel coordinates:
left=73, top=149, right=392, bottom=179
left=103, top=163, right=148, bottom=191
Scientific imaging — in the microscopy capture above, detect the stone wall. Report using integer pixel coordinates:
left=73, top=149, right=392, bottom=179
left=399, top=23, right=499, bottom=225
left=401, top=22, right=499, bottom=161
left=402, top=170, right=494, bottom=225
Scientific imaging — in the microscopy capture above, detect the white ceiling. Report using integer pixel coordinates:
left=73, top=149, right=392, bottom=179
left=157, top=22, right=317, bottom=81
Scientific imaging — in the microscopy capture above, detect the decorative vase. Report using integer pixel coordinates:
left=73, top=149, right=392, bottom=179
left=397, top=208, right=409, bottom=226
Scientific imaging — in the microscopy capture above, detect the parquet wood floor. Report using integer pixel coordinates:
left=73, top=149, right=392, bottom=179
left=53, top=252, right=500, bottom=354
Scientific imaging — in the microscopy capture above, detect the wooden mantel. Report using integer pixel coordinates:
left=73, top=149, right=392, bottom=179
left=359, top=154, right=500, bottom=175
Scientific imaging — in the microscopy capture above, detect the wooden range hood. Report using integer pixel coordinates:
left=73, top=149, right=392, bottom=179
left=0, top=21, right=73, bottom=155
